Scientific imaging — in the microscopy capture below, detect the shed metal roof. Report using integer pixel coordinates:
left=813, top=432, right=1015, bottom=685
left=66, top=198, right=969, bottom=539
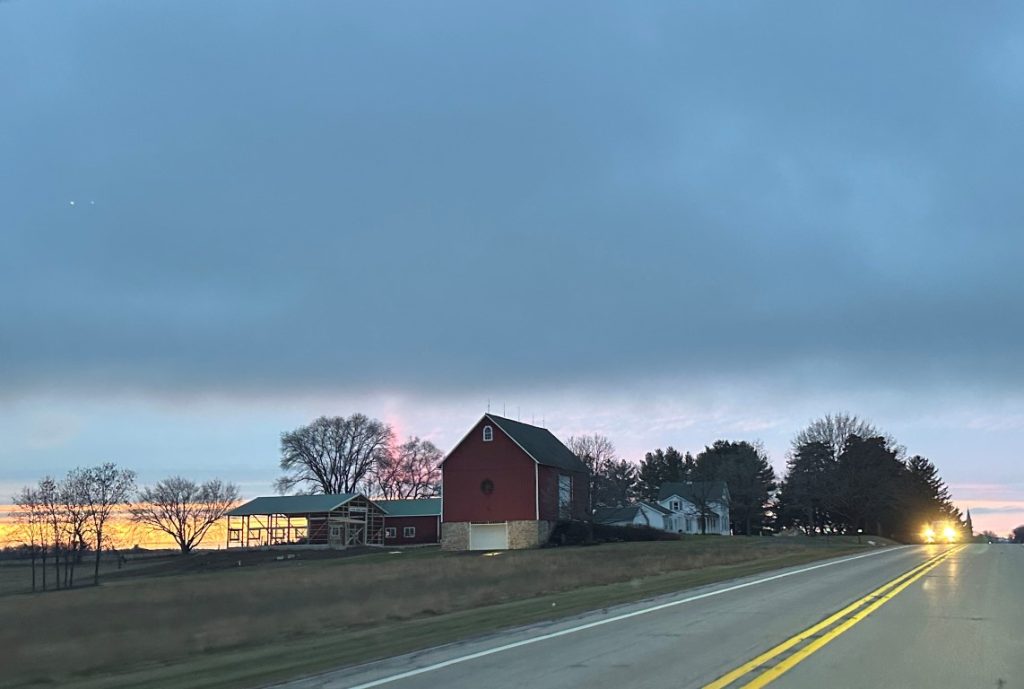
left=226, top=493, right=359, bottom=517
left=375, top=498, right=441, bottom=517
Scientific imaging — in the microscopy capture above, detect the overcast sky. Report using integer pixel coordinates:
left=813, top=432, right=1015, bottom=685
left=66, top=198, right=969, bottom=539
left=2, top=2, right=1023, bottom=534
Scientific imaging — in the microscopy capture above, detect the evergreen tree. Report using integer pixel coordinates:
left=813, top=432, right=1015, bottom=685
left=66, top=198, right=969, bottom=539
left=635, top=447, right=688, bottom=500
left=694, top=440, right=776, bottom=535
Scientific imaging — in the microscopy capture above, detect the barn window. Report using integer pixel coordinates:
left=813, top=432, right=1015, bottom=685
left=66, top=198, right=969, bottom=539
left=403, top=526, right=416, bottom=538
left=670, top=500, right=681, bottom=511
left=385, top=527, right=396, bottom=538
left=558, top=474, right=572, bottom=519
left=483, top=425, right=493, bottom=442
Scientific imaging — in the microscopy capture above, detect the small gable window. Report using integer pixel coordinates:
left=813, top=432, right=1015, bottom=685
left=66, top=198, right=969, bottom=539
left=670, top=500, right=681, bottom=512
left=483, top=425, right=493, bottom=442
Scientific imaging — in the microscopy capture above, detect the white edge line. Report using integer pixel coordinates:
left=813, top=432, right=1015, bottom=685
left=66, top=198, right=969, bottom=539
left=344, top=546, right=908, bottom=689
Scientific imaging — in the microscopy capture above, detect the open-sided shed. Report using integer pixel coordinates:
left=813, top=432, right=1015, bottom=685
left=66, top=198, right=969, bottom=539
left=226, top=494, right=385, bottom=548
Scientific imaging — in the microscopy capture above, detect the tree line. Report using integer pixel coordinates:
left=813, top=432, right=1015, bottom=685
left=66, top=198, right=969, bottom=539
left=568, top=435, right=776, bottom=535
left=276, top=413, right=441, bottom=498
left=571, top=412, right=961, bottom=540
left=12, top=466, right=239, bottom=591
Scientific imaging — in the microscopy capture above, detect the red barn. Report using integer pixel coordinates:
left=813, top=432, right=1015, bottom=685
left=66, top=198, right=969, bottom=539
left=440, top=414, right=589, bottom=550
left=376, top=498, right=441, bottom=545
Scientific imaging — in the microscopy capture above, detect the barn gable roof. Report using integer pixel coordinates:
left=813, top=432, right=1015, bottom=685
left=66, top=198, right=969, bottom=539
left=657, top=481, right=729, bottom=504
left=484, top=414, right=589, bottom=474
left=376, top=498, right=441, bottom=517
left=227, top=493, right=362, bottom=517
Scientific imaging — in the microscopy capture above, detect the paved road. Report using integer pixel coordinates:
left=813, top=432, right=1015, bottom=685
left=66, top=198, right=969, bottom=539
left=280, top=544, right=1022, bottom=689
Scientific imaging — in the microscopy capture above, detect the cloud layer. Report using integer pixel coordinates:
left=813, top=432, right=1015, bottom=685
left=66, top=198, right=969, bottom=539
left=3, top=3, right=1024, bottom=398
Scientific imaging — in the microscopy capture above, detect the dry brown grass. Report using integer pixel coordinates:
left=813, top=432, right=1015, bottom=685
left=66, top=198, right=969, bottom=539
left=2, top=538, right=872, bottom=688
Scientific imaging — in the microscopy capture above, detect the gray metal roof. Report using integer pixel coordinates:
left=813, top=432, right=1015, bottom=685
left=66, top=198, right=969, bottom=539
left=486, top=414, right=589, bottom=474
left=593, top=505, right=642, bottom=524
left=657, top=481, right=729, bottom=503
left=227, top=493, right=359, bottom=516
left=375, top=498, right=441, bottom=517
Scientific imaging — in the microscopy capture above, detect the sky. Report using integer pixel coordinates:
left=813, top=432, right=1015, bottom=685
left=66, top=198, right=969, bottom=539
left=2, top=2, right=1023, bottom=536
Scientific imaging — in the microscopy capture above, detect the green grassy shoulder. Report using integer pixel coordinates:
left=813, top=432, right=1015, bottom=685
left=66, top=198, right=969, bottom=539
left=4, top=537, right=882, bottom=689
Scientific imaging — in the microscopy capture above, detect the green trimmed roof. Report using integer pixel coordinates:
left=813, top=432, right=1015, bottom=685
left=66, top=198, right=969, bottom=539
left=227, top=494, right=359, bottom=517
left=486, top=414, right=589, bottom=474
left=375, top=498, right=441, bottom=517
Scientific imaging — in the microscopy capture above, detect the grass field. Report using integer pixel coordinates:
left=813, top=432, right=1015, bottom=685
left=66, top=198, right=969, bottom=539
left=2, top=537, right=890, bottom=689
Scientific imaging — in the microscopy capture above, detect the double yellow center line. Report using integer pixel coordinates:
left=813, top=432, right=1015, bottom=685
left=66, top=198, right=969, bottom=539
left=702, top=545, right=965, bottom=689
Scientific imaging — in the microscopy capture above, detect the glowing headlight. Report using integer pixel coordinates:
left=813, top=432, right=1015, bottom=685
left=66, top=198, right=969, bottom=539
left=922, top=527, right=936, bottom=543
left=943, top=526, right=957, bottom=543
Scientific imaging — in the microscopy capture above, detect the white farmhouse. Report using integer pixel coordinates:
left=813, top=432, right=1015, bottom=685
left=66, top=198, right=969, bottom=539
left=656, top=481, right=731, bottom=535
left=593, top=502, right=674, bottom=530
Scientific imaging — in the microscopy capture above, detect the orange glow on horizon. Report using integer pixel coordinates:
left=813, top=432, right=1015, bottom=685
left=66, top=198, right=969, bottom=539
left=0, top=505, right=231, bottom=551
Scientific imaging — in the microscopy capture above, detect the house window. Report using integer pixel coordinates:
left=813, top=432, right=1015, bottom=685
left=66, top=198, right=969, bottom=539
left=403, top=526, right=416, bottom=538
left=670, top=500, right=681, bottom=511
left=483, top=425, right=493, bottom=442
left=385, top=527, right=396, bottom=538
left=558, top=474, right=572, bottom=519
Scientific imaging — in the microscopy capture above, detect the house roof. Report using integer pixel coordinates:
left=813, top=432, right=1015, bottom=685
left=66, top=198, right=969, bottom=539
left=485, top=414, right=589, bottom=474
left=375, top=498, right=441, bottom=517
left=226, top=493, right=360, bottom=517
left=642, top=501, right=674, bottom=515
left=593, top=505, right=643, bottom=524
left=594, top=502, right=669, bottom=524
left=657, top=481, right=729, bottom=503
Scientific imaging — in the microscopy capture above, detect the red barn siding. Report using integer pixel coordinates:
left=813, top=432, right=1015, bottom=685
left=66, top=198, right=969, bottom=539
left=443, top=417, right=537, bottom=522
left=538, top=465, right=590, bottom=521
left=383, top=515, right=440, bottom=544
left=538, top=465, right=559, bottom=521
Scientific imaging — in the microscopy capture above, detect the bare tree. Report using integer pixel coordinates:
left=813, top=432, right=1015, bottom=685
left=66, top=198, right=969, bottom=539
left=12, top=487, right=46, bottom=592
left=793, top=412, right=906, bottom=461
left=37, top=477, right=64, bottom=589
left=131, top=477, right=239, bottom=553
left=60, top=469, right=93, bottom=588
left=277, top=414, right=394, bottom=495
left=792, top=413, right=880, bottom=459
left=84, top=463, right=136, bottom=585
left=374, top=437, right=442, bottom=499
left=566, top=434, right=616, bottom=512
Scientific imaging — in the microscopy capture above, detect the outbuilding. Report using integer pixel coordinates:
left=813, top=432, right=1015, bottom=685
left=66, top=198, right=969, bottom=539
left=225, top=493, right=386, bottom=548
left=376, top=498, right=441, bottom=545
left=440, top=414, right=590, bottom=550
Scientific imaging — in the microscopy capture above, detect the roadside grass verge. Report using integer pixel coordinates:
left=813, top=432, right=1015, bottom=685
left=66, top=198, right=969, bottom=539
left=4, top=538, right=879, bottom=689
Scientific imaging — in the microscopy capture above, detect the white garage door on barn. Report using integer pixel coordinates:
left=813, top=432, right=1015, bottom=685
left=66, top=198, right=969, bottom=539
left=469, top=523, right=509, bottom=550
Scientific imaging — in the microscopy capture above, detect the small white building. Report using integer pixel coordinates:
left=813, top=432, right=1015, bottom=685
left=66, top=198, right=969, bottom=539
left=593, top=502, right=674, bottom=530
left=656, top=481, right=731, bottom=535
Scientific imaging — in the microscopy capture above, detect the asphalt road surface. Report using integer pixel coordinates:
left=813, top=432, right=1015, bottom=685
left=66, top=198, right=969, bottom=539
left=279, top=544, right=1022, bottom=689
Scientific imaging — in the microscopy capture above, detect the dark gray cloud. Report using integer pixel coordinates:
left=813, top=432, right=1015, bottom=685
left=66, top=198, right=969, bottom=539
left=3, top=2, right=1024, bottom=397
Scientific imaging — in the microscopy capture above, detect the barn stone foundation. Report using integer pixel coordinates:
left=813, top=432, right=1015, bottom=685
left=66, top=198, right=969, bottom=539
left=440, top=520, right=556, bottom=550
left=436, top=518, right=557, bottom=552
left=441, top=521, right=471, bottom=550
left=508, top=520, right=554, bottom=549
